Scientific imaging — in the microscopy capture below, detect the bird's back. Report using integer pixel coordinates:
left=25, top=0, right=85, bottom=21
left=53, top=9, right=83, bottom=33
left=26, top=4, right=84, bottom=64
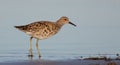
left=15, top=21, right=61, bottom=39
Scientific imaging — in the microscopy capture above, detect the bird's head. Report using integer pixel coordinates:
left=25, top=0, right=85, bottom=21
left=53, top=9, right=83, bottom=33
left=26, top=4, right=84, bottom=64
left=57, top=16, right=76, bottom=27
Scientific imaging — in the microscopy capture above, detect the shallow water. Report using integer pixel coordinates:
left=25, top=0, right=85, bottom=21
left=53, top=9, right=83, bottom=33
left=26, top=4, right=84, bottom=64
left=0, top=49, right=117, bottom=63
left=0, top=48, right=81, bottom=62
left=0, top=42, right=80, bottom=62
left=0, top=42, right=118, bottom=62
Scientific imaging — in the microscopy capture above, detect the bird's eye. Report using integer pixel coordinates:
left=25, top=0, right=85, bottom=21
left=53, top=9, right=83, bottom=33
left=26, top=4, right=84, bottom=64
left=64, top=19, right=67, bottom=21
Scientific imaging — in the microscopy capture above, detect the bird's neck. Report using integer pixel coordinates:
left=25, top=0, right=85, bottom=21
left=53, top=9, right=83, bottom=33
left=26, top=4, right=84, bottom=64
left=56, top=20, right=64, bottom=27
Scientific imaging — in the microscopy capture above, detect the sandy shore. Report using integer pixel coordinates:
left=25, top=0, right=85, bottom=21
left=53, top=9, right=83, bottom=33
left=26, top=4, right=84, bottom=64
left=0, top=59, right=120, bottom=65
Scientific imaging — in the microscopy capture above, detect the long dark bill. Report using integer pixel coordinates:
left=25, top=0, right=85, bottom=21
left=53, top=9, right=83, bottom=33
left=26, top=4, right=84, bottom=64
left=69, top=22, right=76, bottom=27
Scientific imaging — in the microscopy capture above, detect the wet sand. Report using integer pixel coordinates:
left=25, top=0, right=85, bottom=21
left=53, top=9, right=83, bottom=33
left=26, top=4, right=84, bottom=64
left=0, top=59, right=120, bottom=65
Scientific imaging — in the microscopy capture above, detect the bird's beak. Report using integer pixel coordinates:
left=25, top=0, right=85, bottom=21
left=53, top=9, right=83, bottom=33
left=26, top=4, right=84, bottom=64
left=69, top=22, right=76, bottom=27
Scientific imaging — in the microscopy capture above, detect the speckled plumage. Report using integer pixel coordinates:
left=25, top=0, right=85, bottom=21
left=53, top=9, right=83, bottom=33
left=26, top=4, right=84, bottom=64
left=15, top=21, right=61, bottom=40
left=14, top=16, right=76, bottom=57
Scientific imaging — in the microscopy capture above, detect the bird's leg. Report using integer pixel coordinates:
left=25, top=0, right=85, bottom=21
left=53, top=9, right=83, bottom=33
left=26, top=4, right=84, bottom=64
left=36, top=39, right=41, bottom=57
left=28, top=37, right=33, bottom=57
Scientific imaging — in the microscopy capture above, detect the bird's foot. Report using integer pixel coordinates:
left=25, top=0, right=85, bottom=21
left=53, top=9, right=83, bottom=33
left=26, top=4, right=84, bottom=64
left=39, top=55, right=41, bottom=57
left=38, top=55, right=41, bottom=59
left=28, top=55, right=34, bottom=57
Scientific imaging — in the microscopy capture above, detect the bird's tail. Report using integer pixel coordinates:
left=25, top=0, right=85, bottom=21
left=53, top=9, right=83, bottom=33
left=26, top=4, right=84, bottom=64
left=14, top=25, right=27, bottom=31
